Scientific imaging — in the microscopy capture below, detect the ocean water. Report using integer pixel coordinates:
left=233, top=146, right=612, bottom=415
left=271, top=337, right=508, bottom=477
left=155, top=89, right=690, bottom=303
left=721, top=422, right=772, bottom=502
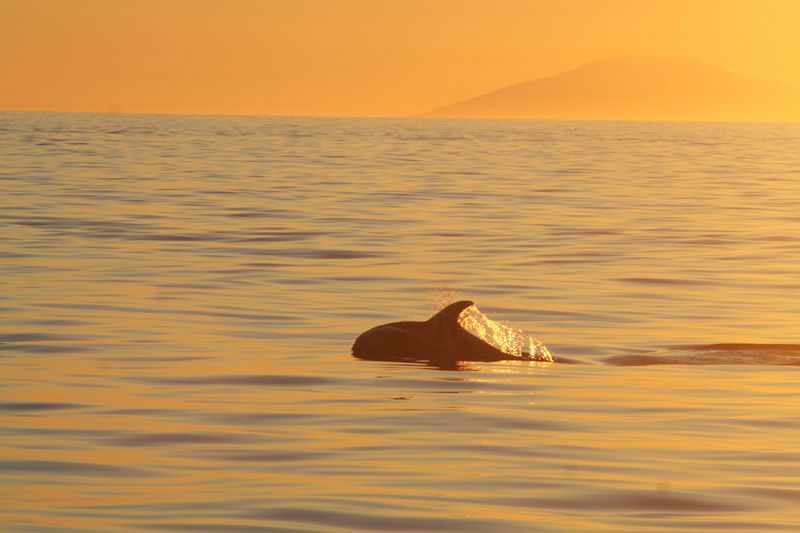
left=1, top=112, right=799, bottom=532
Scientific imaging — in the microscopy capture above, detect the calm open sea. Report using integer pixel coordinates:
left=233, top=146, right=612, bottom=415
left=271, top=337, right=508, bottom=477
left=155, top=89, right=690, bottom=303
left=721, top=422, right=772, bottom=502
left=2, top=112, right=800, bottom=532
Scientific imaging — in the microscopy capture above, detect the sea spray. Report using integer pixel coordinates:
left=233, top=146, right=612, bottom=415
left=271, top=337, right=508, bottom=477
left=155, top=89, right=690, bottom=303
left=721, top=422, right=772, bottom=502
left=458, top=304, right=553, bottom=362
left=426, top=284, right=460, bottom=319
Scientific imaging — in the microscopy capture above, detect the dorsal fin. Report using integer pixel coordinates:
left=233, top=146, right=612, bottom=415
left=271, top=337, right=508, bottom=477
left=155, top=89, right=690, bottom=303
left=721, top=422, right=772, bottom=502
left=428, top=300, right=474, bottom=325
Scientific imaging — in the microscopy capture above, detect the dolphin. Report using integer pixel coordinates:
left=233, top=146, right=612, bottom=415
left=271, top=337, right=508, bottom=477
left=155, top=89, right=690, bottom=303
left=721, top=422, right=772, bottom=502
left=352, top=300, right=559, bottom=366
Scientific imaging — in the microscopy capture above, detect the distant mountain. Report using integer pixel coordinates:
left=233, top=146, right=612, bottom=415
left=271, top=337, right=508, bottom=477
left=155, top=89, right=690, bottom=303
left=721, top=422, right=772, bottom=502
left=423, top=56, right=800, bottom=121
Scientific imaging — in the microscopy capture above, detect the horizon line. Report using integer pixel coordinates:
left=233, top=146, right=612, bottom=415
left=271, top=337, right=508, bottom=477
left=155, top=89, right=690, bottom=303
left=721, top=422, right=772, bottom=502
left=3, top=108, right=800, bottom=125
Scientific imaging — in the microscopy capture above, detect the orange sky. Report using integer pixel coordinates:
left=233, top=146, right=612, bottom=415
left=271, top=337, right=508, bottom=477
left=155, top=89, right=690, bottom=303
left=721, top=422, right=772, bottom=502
left=2, top=0, right=799, bottom=117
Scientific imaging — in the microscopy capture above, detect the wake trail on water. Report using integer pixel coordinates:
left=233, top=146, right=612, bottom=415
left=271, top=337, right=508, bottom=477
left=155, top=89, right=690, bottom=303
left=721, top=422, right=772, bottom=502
left=430, top=294, right=798, bottom=367
left=606, top=344, right=800, bottom=366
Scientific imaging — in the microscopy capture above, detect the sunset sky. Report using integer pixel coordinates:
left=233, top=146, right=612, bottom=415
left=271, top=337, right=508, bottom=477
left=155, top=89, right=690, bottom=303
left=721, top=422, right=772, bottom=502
left=2, top=0, right=799, bottom=117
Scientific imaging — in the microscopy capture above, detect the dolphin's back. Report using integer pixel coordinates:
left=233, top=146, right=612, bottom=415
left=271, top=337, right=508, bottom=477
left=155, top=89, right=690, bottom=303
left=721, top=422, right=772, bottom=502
left=351, top=321, right=436, bottom=359
left=352, top=300, right=516, bottom=363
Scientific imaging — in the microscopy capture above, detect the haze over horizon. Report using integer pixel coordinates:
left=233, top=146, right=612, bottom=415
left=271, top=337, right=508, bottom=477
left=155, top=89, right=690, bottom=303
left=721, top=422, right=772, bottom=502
left=3, top=0, right=800, bottom=120
left=424, top=55, right=800, bottom=121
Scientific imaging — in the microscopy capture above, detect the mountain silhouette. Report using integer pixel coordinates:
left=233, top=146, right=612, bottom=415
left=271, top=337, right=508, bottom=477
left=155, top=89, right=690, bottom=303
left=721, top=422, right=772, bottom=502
left=423, top=56, right=800, bottom=121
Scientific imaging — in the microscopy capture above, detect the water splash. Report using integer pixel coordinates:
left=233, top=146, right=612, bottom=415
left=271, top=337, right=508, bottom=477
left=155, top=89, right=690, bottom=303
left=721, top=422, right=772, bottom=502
left=426, top=284, right=460, bottom=318
left=458, top=304, right=554, bottom=362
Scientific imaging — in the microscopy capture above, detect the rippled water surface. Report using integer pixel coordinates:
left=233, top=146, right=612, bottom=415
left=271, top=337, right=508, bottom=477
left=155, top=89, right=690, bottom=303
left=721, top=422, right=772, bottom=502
left=2, top=112, right=800, bottom=532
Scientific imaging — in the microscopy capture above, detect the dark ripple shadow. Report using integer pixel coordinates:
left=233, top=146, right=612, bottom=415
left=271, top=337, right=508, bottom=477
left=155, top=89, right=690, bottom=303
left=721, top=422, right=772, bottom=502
left=362, top=375, right=542, bottom=392
left=140, top=374, right=336, bottom=387
left=281, top=249, right=384, bottom=260
left=617, top=277, right=713, bottom=286
left=129, top=234, right=220, bottom=242
left=41, top=302, right=299, bottom=322
left=0, top=343, right=91, bottom=354
left=246, top=508, right=529, bottom=532
left=132, top=524, right=313, bottom=533
left=730, top=486, right=800, bottom=504
left=224, top=209, right=299, bottom=219
left=336, top=410, right=572, bottom=435
left=0, top=427, right=112, bottom=439
left=110, top=356, right=210, bottom=363
left=632, top=519, right=791, bottom=531
left=724, top=416, right=800, bottom=429
left=105, top=432, right=256, bottom=447
left=202, top=412, right=320, bottom=425
left=198, top=246, right=384, bottom=260
left=21, top=318, right=92, bottom=327
left=192, top=449, right=334, bottom=462
left=0, top=333, right=82, bottom=342
left=0, top=402, right=86, bottom=412
left=504, top=489, right=751, bottom=513
left=102, top=408, right=179, bottom=416
left=8, top=215, right=151, bottom=232
left=0, top=460, right=156, bottom=478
